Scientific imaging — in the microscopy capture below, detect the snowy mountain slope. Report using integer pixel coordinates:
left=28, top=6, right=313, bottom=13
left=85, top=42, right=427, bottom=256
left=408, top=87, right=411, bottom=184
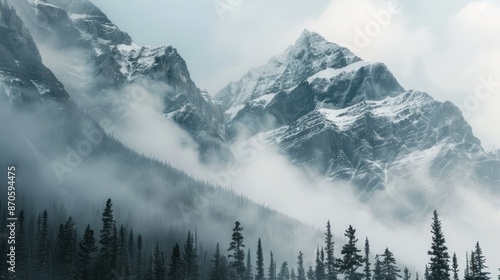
left=7, top=0, right=231, bottom=164
left=0, top=1, right=322, bottom=260
left=216, top=30, right=500, bottom=193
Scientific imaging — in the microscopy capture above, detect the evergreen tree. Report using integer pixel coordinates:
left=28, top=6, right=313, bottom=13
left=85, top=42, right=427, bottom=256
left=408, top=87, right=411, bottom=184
left=169, top=243, right=183, bottom=280
left=291, top=268, right=297, bottom=280
left=427, top=210, right=450, bottom=280
left=78, top=224, right=98, bottom=280
left=424, top=265, right=429, bottom=280
left=471, top=252, right=478, bottom=280
left=228, top=221, right=246, bottom=280
left=325, top=221, right=337, bottom=280
left=363, top=238, right=371, bottom=280
left=403, top=267, right=411, bottom=280
left=381, top=248, right=400, bottom=280
left=137, top=234, right=144, bottom=280
left=211, top=244, right=228, bottom=280
left=153, top=242, right=167, bottom=280
left=315, top=247, right=325, bottom=280
left=416, top=272, right=420, bottom=280
left=96, top=198, right=116, bottom=280
left=183, top=231, right=199, bottom=280
left=128, top=230, right=135, bottom=276
left=278, top=262, right=290, bottom=280
left=35, top=210, right=51, bottom=280
left=373, top=255, right=383, bottom=280
left=474, top=242, right=491, bottom=280
left=452, top=253, right=459, bottom=280
left=245, top=249, right=253, bottom=280
left=307, top=266, right=316, bottom=280
left=269, top=251, right=277, bottom=280
left=465, top=252, right=472, bottom=280
left=339, top=225, right=363, bottom=280
left=16, top=210, right=29, bottom=280
left=256, top=238, right=265, bottom=280
left=297, top=251, right=306, bottom=280
left=116, top=224, right=131, bottom=278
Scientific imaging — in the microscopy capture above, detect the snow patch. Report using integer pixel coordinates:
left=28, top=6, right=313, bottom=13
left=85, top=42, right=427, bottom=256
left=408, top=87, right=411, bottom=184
left=307, top=61, right=371, bottom=83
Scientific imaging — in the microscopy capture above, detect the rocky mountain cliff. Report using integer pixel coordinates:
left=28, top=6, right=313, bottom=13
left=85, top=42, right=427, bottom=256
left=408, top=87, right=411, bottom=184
left=217, top=30, right=500, bottom=194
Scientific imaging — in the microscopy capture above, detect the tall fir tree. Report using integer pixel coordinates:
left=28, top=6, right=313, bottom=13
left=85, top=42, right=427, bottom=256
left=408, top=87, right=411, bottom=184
left=128, top=229, right=135, bottom=276
left=307, top=266, right=315, bottom=280
left=315, top=247, right=326, bottom=280
left=211, top=243, right=228, bottom=280
left=78, top=224, right=98, bottom=280
left=424, top=265, right=430, bottom=280
left=474, top=242, right=491, bottom=280
left=427, top=210, right=450, bottom=280
left=452, top=253, right=459, bottom=280
left=183, top=231, right=199, bottom=280
left=228, top=221, right=246, bottom=280
left=381, top=248, right=400, bottom=280
left=403, top=267, right=411, bottom=280
left=116, top=224, right=131, bottom=278
left=35, top=210, right=51, bottom=280
left=325, top=221, right=337, bottom=280
left=291, top=268, right=297, bottom=280
left=363, top=238, right=371, bottom=280
left=373, top=255, right=383, bottom=280
left=153, top=242, right=167, bottom=280
left=169, top=243, right=183, bottom=280
left=297, top=251, right=306, bottom=280
left=96, top=198, right=116, bottom=280
left=269, top=251, right=277, bottom=280
left=136, top=234, right=144, bottom=280
left=16, top=210, right=29, bottom=280
left=278, top=262, right=290, bottom=280
left=339, top=225, right=363, bottom=280
left=245, top=249, right=253, bottom=280
left=256, top=238, right=265, bottom=280
left=465, top=252, right=473, bottom=280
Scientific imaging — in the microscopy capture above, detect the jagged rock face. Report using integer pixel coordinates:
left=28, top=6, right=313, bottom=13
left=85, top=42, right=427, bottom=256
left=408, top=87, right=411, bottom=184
left=0, top=0, right=70, bottom=106
left=217, top=30, right=500, bottom=193
left=7, top=0, right=232, bottom=164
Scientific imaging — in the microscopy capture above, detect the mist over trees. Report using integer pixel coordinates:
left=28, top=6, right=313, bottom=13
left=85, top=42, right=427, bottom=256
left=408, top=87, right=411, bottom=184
left=1, top=199, right=497, bottom=280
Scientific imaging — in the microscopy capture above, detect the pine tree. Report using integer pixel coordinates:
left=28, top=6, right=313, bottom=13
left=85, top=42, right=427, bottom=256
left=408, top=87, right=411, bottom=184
left=424, top=265, right=430, bottom=280
left=78, top=224, right=98, bottom=280
left=245, top=249, right=253, bottom=280
left=465, top=252, right=473, bottom=280
left=297, top=251, right=306, bottom=280
left=325, top=221, right=337, bottom=280
left=452, top=253, right=459, bottom=280
left=416, top=272, right=420, bottom=280
left=137, top=234, right=144, bottom=280
left=307, top=266, right=315, bottom=280
left=36, top=210, right=51, bottom=280
left=116, top=224, right=131, bottom=278
left=269, top=251, right=277, bottom=280
left=403, top=267, right=411, bottom=280
left=128, top=230, right=135, bottom=276
left=278, top=262, right=290, bottom=280
left=474, top=242, right=491, bottom=280
left=211, top=244, right=228, bottom=280
left=427, top=210, right=450, bottom=280
left=96, top=198, right=116, bottom=280
left=339, top=225, right=363, bottom=280
left=183, top=231, right=199, bottom=280
left=169, top=243, right=183, bottom=280
left=373, top=255, right=383, bottom=280
left=16, top=210, right=29, bottom=280
left=256, top=238, right=265, bottom=280
left=292, top=268, right=297, bottom=280
left=153, top=242, right=167, bottom=280
left=315, top=247, right=325, bottom=280
left=228, top=221, right=246, bottom=280
left=363, top=238, right=371, bottom=280
left=381, top=248, right=400, bottom=280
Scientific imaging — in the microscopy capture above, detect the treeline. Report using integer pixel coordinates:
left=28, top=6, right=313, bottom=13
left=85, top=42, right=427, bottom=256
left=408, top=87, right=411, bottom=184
left=1, top=199, right=498, bottom=280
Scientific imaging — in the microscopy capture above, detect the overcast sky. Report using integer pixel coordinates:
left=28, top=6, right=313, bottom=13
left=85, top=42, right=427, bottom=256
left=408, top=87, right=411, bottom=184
left=91, top=0, right=500, bottom=150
